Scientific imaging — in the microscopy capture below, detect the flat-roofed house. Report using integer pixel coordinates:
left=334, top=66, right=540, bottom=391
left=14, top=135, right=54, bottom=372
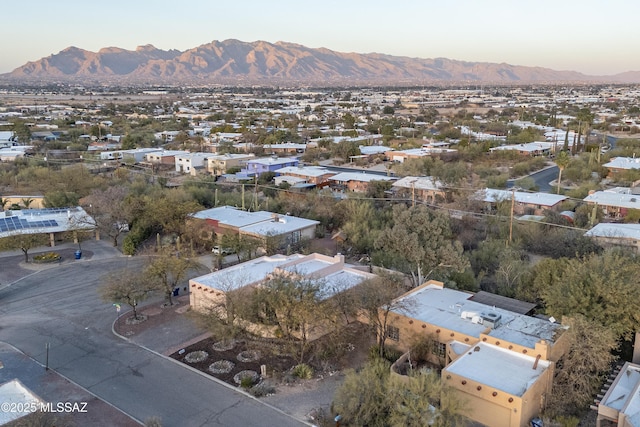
left=603, top=157, right=640, bottom=178
left=190, top=206, right=319, bottom=247
left=273, top=166, right=335, bottom=188
left=477, top=189, right=568, bottom=216
left=175, top=152, right=210, bottom=175
left=146, top=150, right=189, bottom=166
left=596, top=362, right=640, bottom=427
left=385, top=280, right=569, bottom=427
left=189, top=252, right=376, bottom=339
left=206, top=153, right=255, bottom=176
left=328, top=171, right=396, bottom=193
left=244, top=156, right=299, bottom=176
left=584, top=223, right=640, bottom=252
left=392, top=176, right=447, bottom=203
left=584, top=188, right=640, bottom=219
left=490, top=142, right=554, bottom=156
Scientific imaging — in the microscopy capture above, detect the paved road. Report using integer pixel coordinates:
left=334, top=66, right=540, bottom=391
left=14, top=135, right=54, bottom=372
left=508, top=165, right=559, bottom=192
left=0, top=244, right=306, bottom=427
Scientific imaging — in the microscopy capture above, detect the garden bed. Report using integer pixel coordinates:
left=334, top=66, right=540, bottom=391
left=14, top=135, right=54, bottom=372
left=169, top=337, right=296, bottom=389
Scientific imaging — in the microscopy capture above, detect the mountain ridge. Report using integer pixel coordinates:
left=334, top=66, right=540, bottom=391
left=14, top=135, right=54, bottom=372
left=3, top=39, right=640, bottom=85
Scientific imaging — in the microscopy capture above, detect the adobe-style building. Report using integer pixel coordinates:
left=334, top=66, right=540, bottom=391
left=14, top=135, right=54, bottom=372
left=189, top=253, right=376, bottom=339
left=596, top=362, right=640, bottom=427
left=385, top=281, right=569, bottom=427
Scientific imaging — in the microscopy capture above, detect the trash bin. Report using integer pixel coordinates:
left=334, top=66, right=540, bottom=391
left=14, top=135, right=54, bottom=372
left=74, top=250, right=82, bottom=259
left=173, top=288, right=180, bottom=296
left=531, top=418, right=543, bottom=427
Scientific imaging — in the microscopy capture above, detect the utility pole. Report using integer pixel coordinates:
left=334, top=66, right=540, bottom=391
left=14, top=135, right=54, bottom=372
left=508, top=189, right=515, bottom=247
left=253, top=175, right=258, bottom=211
left=411, top=182, right=415, bottom=208
left=214, top=188, right=218, bottom=207
left=241, top=184, right=245, bottom=210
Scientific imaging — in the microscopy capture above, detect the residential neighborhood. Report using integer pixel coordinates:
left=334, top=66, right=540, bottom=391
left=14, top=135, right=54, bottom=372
left=2, top=82, right=640, bottom=427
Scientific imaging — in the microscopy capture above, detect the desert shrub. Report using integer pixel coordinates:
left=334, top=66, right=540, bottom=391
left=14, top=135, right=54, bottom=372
left=249, top=381, right=276, bottom=397
left=292, top=363, right=314, bottom=380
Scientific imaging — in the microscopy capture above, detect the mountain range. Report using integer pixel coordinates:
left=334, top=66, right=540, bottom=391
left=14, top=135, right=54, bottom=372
left=3, top=39, right=639, bottom=85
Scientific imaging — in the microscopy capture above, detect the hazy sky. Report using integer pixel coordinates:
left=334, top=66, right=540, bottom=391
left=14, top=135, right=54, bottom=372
left=2, top=0, right=638, bottom=75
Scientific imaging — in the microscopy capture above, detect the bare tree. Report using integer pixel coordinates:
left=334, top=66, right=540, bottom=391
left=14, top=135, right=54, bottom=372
left=0, top=232, right=49, bottom=263
left=100, top=270, right=154, bottom=321
left=355, top=272, right=413, bottom=358
left=82, top=187, right=130, bottom=247
left=145, top=248, right=195, bottom=306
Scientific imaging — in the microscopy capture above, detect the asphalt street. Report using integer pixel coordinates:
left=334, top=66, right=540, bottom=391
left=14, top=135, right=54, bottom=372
left=0, top=242, right=306, bottom=427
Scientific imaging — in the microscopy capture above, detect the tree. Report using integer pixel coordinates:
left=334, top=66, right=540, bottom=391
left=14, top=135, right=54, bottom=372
left=0, top=198, right=8, bottom=211
left=145, top=248, right=195, bottom=306
left=554, top=150, right=570, bottom=194
left=82, top=187, right=131, bottom=247
left=100, top=270, right=153, bottom=321
left=21, top=198, right=34, bottom=209
left=356, top=272, right=411, bottom=358
left=342, top=112, right=356, bottom=130
left=0, top=233, right=49, bottom=263
left=252, top=271, right=322, bottom=363
left=332, top=359, right=466, bottom=427
left=337, top=199, right=387, bottom=255
left=546, top=315, right=617, bottom=418
left=374, top=205, right=469, bottom=287
left=332, top=359, right=392, bottom=427
left=527, top=251, right=640, bottom=340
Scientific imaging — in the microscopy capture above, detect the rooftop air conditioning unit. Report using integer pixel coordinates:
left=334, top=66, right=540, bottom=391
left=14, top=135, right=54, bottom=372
left=481, top=312, right=502, bottom=329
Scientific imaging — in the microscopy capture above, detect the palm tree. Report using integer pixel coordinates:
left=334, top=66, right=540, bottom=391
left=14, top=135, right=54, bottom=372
left=21, top=198, right=34, bottom=209
left=555, top=150, right=570, bottom=194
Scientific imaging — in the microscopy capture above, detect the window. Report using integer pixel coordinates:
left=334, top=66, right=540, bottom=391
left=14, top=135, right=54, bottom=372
left=431, top=341, right=446, bottom=358
left=386, top=326, right=400, bottom=341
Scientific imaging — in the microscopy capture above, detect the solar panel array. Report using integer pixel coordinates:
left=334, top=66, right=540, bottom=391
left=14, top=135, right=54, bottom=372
left=0, top=216, right=59, bottom=232
left=25, top=208, right=70, bottom=215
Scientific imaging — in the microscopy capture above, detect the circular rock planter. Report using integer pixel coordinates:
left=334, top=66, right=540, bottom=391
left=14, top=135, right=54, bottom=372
left=208, top=360, right=235, bottom=374
left=212, top=340, right=237, bottom=352
left=237, top=350, right=260, bottom=363
left=184, top=350, right=208, bottom=363
left=233, top=370, right=259, bottom=386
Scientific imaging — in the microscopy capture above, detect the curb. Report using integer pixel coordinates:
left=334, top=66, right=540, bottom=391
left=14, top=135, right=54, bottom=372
left=0, top=341, right=144, bottom=426
left=111, top=312, right=314, bottom=427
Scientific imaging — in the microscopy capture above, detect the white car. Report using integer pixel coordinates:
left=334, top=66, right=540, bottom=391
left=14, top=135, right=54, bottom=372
left=212, top=246, right=232, bottom=255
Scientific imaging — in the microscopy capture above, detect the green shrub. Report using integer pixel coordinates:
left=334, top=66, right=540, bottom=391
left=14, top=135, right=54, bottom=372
left=240, top=376, right=254, bottom=389
left=292, top=363, right=314, bottom=380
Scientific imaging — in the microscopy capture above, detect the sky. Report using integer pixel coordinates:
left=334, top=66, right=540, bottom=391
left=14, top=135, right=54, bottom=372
left=2, top=0, right=639, bottom=76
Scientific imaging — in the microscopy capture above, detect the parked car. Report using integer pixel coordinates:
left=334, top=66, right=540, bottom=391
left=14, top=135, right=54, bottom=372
left=212, top=246, right=232, bottom=255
